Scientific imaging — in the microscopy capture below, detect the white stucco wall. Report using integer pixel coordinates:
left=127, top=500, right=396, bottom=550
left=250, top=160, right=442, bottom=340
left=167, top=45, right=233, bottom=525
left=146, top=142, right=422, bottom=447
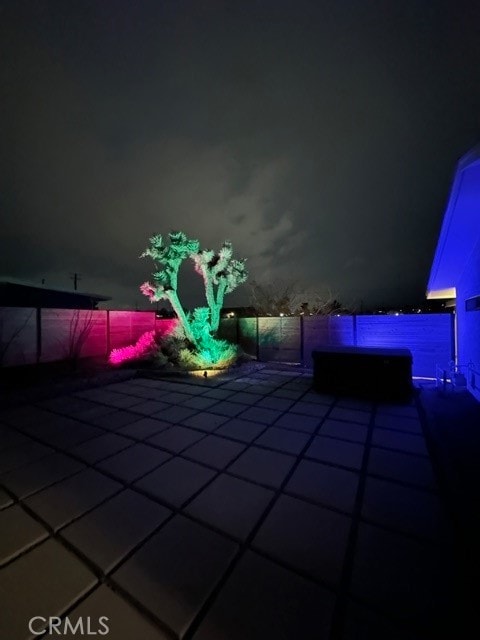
left=456, top=236, right=480, bottom=401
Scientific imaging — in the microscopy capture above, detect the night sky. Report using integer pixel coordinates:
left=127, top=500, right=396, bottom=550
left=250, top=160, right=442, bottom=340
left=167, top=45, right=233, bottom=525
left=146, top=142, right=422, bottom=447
left=1, top=0, right=480, bottom=310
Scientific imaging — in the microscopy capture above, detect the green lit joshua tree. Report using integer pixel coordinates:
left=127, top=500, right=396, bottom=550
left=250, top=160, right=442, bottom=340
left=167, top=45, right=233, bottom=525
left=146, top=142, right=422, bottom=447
left=140, top=230, right=248, bottom=367
left=140, top=231, right=200, bottom=345
left=192, top=241, right=248, bottom=333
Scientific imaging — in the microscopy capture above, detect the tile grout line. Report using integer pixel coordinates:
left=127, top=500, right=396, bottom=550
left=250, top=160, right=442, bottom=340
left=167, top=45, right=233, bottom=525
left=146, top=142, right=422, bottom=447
left=181, top=389, right=336, bottom=640
left=327, top=400, right=378, bottom=640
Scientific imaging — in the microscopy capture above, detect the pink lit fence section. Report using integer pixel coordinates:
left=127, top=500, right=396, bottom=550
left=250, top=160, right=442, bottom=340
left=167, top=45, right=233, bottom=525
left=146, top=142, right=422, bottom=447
left=108, top=311, right=156, bottom=350
left=40, top=309, right=108, bottom=363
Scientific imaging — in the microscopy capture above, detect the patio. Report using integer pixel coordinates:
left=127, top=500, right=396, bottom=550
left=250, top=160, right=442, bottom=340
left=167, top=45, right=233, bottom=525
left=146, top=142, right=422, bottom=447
left=0, top=364, right=466, bottom=639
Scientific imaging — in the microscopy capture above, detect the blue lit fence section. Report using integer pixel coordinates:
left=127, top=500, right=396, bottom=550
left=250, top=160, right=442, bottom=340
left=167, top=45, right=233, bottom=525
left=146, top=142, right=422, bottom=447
left=219, top=314, right=455, bottom=378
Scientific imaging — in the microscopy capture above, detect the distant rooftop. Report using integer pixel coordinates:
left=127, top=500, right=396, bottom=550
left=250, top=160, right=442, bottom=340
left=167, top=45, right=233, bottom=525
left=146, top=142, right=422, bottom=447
left=0, top=279, right=111, bottom=309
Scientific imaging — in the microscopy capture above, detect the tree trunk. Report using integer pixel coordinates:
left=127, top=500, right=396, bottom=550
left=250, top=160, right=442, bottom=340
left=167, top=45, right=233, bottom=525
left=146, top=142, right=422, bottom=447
left=167, top=292, right=197, bottom=347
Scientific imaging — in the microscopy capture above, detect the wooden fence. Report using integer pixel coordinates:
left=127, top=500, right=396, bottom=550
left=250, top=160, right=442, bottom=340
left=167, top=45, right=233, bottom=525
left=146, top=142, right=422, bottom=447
left=1, top=307, right=454, bottom=378
left=219, top=314, right=455, bottom=378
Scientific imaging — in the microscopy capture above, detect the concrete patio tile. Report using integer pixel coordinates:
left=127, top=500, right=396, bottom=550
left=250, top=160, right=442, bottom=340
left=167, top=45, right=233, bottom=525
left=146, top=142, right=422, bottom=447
left=92, top=393, right=145, bottom=409
left=305, top=436, right=364, bottom=470
left=342, top=600, right=424, bottom=640
left=192, top=550, right=335, bottom=640
left=254, top=396, right=294, bottom=411
left=182, top=411, right=229, bottom=432
left=185, top=474, right=274, bottom=541
left=182, top=435, right=246, bottom=469
left=0, top=504, right=49, bottom=564
left=215, top=418, right=267, bottom=442
left=0, top=405, right=59, bottom=428
left=227, top=446, right=296, bottom=488
left=261, top=369, right=301, bottom=377
left=227, top=391, right=264, bottom=405
left=147, top=425, right=205, bottom=453
left=290, top=401, right=330, bottom=418
left=239, top=406, right=283, bottom=425
left=130, top=400, right=171, bottom=415
left=374, top=413, right=423, bottom=434
left=117, top=417, right=171, bottom=439
left=0, top=451, right=85, bottom=498
left=112, top=386, right=163, bottom=400
left=299, top=391, right=335, bottom=404
left=377, top=404, right=419, bottom=419
left=362, top=477, right=447, bottom=539
left=38, top=422, right=105, bottom=449
left=286, top=459, right=359, bottom=513
left=282, top=380, right=312, bottom=391
left=254, top=426, right=310, bottom=455
left=201, top=388, right=236, bottom=400
left=66, top=585, right=171, bottom=639
left=253, top=494, right=351, bottom=586
left=329, top=407, right=372, bottom=425
left=319, top=418, right=368, bottom=443
left=270, top=388, right=306, bottom=400
left=178, top=383, right=212, bottom=396
left=0, top=441, right=54, bottom=474
left=68, top=433, right=132, bottom=464
left=368, top=447, right=437, bottom=490
left=350, top=523, right=451, bottom=627
left=135, top=457, right=216, bottom=507
left=129, top=378, right=170, bottom=388
left=274, top=412, right=320, bottom=433
left=372, top=429, right=429, bottom=456
left=180, top=396, right=220, bottom=410
left=208, top=401, right=247, bottom=418
left=25, top=468, right=122, bottom=531
left=0, top=487, right=13, bottom=509
left=38, top=395, right=98, bottom=413
left=73, top=405, right=117, bottom=420
left=152, top=405, right=198, bottom=424
left=112, top=515, right=238, bottom=637
left=89, top=410, right=142, bottom=430
left=61, top=489, right=171, bottom=572
left=101, top=381, right=143, bottom=394
left=219, top=381, right=251, bottom=391
left=0, top=539, right=97, bottom=640
left=160, top=391, right=195, bottom=404
left=97, top=444, right=170, bottom=482
left=335, top=398, right=373, bottom=412
left=0, top=425, right=31, bottom=451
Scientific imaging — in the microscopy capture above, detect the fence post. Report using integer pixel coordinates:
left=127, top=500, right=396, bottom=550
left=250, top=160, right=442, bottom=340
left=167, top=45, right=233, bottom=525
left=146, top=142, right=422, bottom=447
left=300, top=314, right=304, bottom=366
left=36, top=307, right=42, bottom=364
left=106, top=310, right=111, bottom=357
left=256, top=316, right=260, bottom=361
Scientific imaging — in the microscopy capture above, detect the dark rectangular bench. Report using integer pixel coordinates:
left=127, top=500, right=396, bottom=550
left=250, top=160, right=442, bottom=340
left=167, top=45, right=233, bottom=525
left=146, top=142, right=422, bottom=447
left=312, top=346, right=413, bottom=402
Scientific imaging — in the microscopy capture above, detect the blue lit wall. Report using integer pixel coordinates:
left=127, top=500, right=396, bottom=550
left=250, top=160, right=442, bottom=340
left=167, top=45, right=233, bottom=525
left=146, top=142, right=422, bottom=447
left=456, top=237, right=480, bottom=401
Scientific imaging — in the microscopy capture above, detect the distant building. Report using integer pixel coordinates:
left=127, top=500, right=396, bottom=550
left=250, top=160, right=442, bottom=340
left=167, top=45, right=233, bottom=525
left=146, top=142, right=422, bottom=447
left=427, top=145, right=480, bottom=400
left=0, top=280, right=111, bottom=309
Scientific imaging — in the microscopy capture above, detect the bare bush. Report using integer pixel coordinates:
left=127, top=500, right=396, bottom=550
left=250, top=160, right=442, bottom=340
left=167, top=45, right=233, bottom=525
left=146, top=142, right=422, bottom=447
left=249, top=280, right=345, bottom=316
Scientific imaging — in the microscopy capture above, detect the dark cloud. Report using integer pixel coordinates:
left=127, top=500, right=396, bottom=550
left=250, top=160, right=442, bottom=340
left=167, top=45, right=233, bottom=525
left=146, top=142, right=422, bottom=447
left=1, top=0, right=480, bottom=309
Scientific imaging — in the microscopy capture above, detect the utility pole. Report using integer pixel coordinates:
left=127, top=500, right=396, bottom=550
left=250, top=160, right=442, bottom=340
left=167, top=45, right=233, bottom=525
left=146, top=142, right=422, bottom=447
left=70, top=273, right=82, bottom=291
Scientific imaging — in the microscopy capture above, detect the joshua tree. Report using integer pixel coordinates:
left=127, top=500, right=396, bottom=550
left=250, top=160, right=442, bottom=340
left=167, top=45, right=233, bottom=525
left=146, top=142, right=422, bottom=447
left=140, top=231, right=200, bottom=345
left=192, top=241, right=248, bottom=332
left=140, top=231, right=248, bottom=363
